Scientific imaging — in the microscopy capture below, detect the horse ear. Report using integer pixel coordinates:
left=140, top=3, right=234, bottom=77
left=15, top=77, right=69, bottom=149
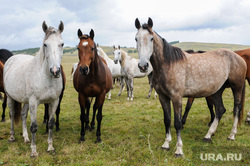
left=42, top=21, right=48, bottom=33
left=58, top=21, right=64, bottom=33
left=148, top=17, right=153, bottom=28
left=97, top=43, right=99, bottom=47
left=78, top=29, right=83, bottom=38
left=90, top=29, right=94, bottom=40
left=113, top=45, right=115, bottom=50
left=118, top=45, right=120, bottom=49
left=135, top=18, right=141, bottom=29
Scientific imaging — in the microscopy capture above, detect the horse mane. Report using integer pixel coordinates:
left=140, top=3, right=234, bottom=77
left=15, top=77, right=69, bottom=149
left=160, top=35, right=186, bottom=65
left=0, top=49, right=13, bottom=63
left=142, top=24, right=186, bottom=64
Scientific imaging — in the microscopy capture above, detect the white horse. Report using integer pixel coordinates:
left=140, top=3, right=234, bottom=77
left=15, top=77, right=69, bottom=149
left=97, top=45, right=125, bottom=99
left=113, top=45, right=156, bottom=100
left=71, top=62, right=78, bottom=81
left=4, top=21, right=64, bottom=157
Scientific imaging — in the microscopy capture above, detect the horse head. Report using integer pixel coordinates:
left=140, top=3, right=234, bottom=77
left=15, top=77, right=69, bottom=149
left=77, top=29, right=96, bottom=76
left=113, top=45, right=121, bottom=64
left=135, top=17, right=154, bottom=73
left=42, top=21, right=64, bottom=78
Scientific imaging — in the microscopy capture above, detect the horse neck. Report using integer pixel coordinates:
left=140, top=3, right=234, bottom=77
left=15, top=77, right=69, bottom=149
left=90, top=53, right=102, bottom=76
left=120, top=50, right=128, bottom=67
left=35, top=46, right=50, bottom=75
left=150, top=33, right=166, bottom=74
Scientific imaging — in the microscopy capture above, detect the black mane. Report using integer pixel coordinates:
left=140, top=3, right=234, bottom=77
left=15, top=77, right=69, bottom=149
left=161, top=37, right=186, bottom=65
left=0, top=49, right=13, bottom=63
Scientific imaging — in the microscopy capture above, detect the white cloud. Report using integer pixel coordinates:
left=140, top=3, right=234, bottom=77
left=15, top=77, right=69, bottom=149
left=1, top=0, right=250, bottom=50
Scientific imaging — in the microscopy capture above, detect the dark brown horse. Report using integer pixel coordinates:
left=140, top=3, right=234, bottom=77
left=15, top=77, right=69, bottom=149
left=73, top=29, right=112, bottom=142
left=135, top=17, right=246, bottom=157
left=182, top=49, right=250, bottom=126
left=0, top=49, right=13, bottom=122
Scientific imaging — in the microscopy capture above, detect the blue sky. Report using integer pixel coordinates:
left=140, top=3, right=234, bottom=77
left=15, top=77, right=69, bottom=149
left=1, top=0, right=250, bottom=50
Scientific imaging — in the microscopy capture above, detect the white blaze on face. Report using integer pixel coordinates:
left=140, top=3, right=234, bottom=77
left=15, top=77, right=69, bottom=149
left=82, top=42, right=88, bottom=46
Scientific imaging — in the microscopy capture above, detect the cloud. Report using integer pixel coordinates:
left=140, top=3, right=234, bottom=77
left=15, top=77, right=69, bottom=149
left=1, top=0, right=250, bottom=50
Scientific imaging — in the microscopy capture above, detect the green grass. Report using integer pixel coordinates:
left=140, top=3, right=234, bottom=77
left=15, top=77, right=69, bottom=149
left=0, top=55, right=249, bottom=165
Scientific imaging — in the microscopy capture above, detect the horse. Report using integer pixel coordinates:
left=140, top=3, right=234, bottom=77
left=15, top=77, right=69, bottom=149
left=3, top=21, right=64, bottom=157
left=0, top=49, right=13, bottom=122
left=0, top=49, right=65, bottom=131
left=71, top=62, right=78, bottom=81
left=182, top=49, right=250, bottom=125
left=135, top=17, right=246, bottom=157
left=73, top=29, right=112, bottom=143
left=97, top=44, right=125, bottom=99
left=113, top=45, right=156, bottom=100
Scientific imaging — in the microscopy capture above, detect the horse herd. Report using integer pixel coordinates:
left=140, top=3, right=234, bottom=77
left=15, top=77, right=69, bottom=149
left=0, top=18, right=249, bottom=158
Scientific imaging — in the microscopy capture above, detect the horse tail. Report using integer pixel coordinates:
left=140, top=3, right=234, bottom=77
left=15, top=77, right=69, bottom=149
left=238, top=82, right=245, bottom=126
left=14, top=100, right=22, bottom=124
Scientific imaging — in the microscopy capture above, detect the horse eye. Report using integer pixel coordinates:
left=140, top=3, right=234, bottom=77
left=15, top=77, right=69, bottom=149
left=44, top=44, right=47, bottom=47
left=61, top=43, right=64, bottom=47
left=135, top=38, right=137, bottom=42
left=91, top=47, right=94, bottom=51
left=151, top=37, right=154, bottom=41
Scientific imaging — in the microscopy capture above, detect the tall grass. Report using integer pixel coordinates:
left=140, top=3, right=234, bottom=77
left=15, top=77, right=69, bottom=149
left=0, top=55, right=249, bottom=165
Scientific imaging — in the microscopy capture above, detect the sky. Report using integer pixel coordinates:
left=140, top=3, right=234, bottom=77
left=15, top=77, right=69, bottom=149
left=1, top=0, right=250, bottom=51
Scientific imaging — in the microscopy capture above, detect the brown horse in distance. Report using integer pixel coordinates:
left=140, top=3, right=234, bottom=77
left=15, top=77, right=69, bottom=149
left=182, top=48, right=250, bottom=126
left=73, top=29, right=112, bottom=143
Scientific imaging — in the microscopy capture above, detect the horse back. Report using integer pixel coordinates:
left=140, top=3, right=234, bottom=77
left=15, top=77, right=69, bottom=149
left=234, top=49, right=250, bottom=85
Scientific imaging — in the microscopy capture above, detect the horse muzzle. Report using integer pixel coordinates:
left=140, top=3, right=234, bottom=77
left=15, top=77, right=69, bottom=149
left=114, top=59, right=118, bottom=64
left=79, top=66, right=90, bottom=76
left=50, top=66, right=61, bottom=78
left=138, top=62, right=149, bottom=73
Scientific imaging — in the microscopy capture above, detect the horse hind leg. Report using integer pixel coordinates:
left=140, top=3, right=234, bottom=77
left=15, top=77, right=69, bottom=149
left=1, top=94, right=7, bottom=122
left=7, top=97, right=15, bottom=142
left=204, top=85, right=227, bottom=142
left=21, top=104, right=30, bottom=143
left=228, top=84, right=245, bottom=140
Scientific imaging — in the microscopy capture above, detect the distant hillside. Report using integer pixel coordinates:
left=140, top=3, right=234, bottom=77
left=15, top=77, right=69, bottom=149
left=11, top=42, right=250, bottom=56
left=173, top=42, right=250, bottom=51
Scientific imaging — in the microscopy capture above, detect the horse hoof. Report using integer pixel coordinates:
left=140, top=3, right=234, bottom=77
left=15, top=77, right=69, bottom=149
left=1, top=118, right=5, bottom=122
left=227, top=137, right=235, bottom=141
left=161, top=147, right=170, bottom=151
left=89, top=127, right=95, bottom=132
left=30, top=152, right=38, bottom=157
left=80, top=136, right=85, bottom=142
left=245, top=120, right=250, bottom=124
left=96, top=137, right=101, bottom=143
left=8, top=136, right=15, bottom=142
left=56, top=128, right=60, bottom=132
left=203, top=138, right=212, bottom=143
left=175, top=154, right=183, bottom=158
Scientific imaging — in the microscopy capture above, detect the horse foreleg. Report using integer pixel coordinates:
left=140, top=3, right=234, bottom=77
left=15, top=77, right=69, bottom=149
left=85, top=98, right=91, bottom=131
left=159, top=96, right=172, bottom=150
left=44, top=104, right=49, bottom=133
left=47, top=99, right=59, bottom=153
left=1, top=94, right=7, bottom=122
left=29, top=99, right=39, bottom=157
left=21, top=104, right=30, bottom=143
left=79, top=94, right=87, bottom=141
left=130, top=78, right=134, bottom=101
left=172, top=97, right=184, bottom=157
left=117, top=76, right=125, bottom=96
left=94, top=95, right=105, bottom=143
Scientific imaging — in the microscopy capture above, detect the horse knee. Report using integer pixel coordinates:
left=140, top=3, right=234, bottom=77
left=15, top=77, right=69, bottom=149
left=96, top=113, right=102, bottom=122
left=30, top=122, right=38, bottom=133
left=216, top=107, right=226, bottom=120
left=48, top=118, right=55, bottom=130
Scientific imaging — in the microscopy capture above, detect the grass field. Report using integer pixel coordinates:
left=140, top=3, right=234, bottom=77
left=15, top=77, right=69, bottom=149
left=0, top=53, right=249, bottom=165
